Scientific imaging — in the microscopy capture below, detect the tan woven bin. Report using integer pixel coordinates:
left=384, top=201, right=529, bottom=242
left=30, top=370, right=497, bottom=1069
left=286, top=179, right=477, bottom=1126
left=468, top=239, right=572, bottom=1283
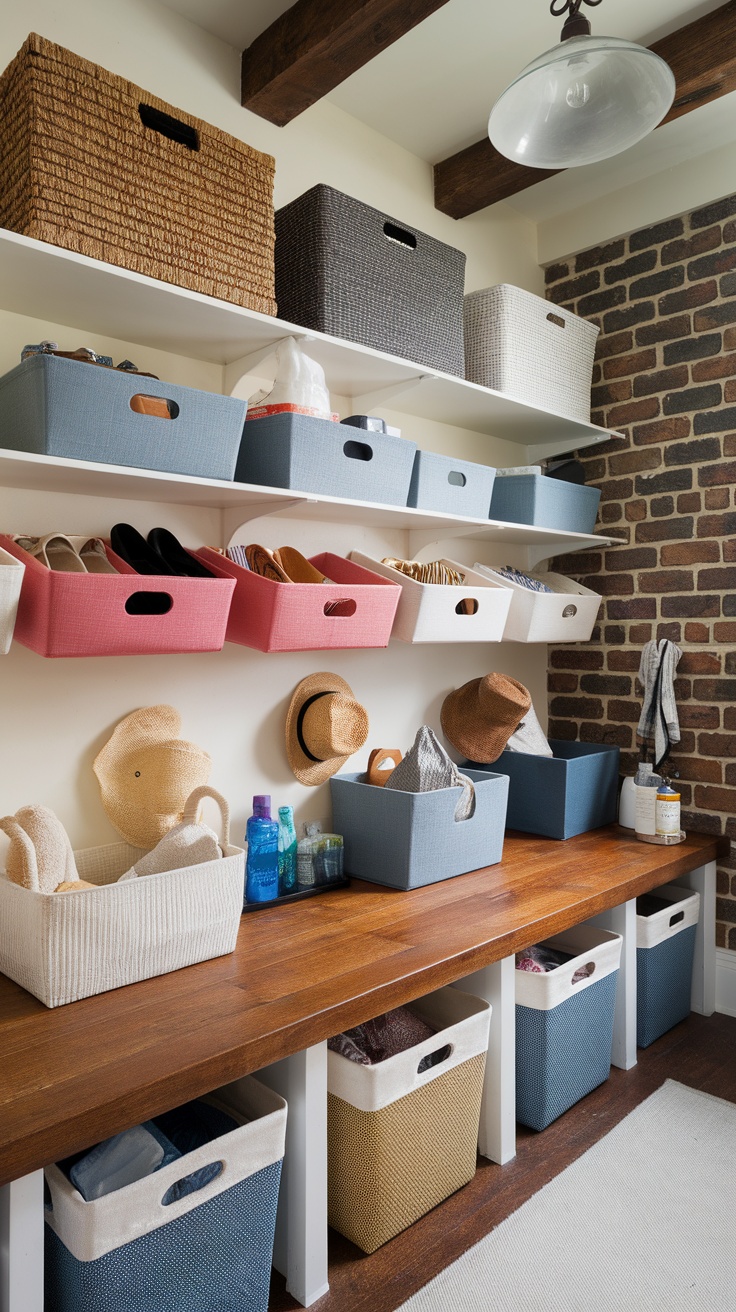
left=328, top=987, right=491, bottom=1253
left=0, top=34, right=276, bottom=313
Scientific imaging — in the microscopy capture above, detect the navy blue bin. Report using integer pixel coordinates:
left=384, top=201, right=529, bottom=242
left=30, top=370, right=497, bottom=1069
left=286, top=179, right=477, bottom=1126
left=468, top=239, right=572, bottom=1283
left=516, top=927, right=622, bottom=1131
left=44, top=1077, right=286, bottom=1312
left=636, top=884, right=700, bottom=1048
left=468, top=741, right=619, bottom=840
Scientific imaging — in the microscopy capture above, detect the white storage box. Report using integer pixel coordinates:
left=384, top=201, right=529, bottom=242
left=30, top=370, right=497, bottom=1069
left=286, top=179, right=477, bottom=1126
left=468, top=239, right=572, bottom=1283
left=328, top=986, right=491, bottom=1252
left=44, top=1076, right=286, bottom=1312
left=464, top=284, right=600, bottom=423
left=473, top=566, right=602, bottom=643
left=350, top=551, right=512, bottom=643
left=0, top=798, right=244, bottom=1007
left=0, top=544, right=24, bottom=653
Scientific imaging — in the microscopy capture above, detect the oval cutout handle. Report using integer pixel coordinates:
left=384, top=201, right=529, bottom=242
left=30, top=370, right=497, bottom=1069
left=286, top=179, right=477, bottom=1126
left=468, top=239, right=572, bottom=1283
left=125, top=592, right=173, bottom=615
left=161, top=1161, right=223, bottom=1206
left=669, top=909, right=685, bottom=927
left=139, top=103, right=199, bottom=151
left=448, top=470, right=467, bottom=487
left=343, top=439, right=373, bottom=462
left=547, top=311, right=566, bottom=328
left=130, top=395, right=179, bottom=419
left=455, top=598, right=479, bottom=615
left=417, top=1043, right=452, bottom=1074
left=572, top=962, right=596, bottom=985
left=384, top=221, right=417, bottom=249
left=562, top=603, right=578, bottom=618
left=323, top=598, right=356, bottom=617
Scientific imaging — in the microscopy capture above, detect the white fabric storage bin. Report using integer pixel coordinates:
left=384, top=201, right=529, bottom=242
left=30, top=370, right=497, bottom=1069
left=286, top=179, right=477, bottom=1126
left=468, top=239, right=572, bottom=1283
left=464, top=284, right=600, bottom=423
left=44, top=1076, right=287, bottom=1312
left=0, top=833, right=244, bottom=1008
left=350, top=551, right=512, bottom=643
left=473, top=566, right=601, bottom=643
left=0, top=543, right=24, bottom=653
left=328, top=986, right=491, bottom=1252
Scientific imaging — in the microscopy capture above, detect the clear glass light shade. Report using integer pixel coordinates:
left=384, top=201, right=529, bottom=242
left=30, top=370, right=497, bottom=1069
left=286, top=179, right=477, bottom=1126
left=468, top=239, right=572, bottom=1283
left=488, top=34, right=676, bottom=169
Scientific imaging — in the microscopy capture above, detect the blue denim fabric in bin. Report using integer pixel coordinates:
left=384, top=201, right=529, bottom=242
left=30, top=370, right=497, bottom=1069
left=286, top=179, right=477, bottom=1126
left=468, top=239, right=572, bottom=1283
left=67, top=1123, right=180, bottom=1202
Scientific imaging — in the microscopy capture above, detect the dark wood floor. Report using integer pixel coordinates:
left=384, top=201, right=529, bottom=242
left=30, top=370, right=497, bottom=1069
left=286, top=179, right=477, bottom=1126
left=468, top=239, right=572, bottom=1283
left=269, top=1011, right=736, bottom=1312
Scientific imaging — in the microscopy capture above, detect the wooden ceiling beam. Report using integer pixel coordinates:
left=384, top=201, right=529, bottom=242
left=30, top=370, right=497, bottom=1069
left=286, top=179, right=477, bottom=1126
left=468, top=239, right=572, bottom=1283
left=241, top=0, right=452, bottom=127
left=434, top=0, right=736, bottom=220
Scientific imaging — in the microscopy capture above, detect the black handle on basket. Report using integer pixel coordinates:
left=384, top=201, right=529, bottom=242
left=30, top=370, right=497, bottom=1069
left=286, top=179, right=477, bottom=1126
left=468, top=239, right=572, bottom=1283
left=669, top=909, right=685, bottom=927
left=562, top=604, right=578, bottom=618
left=323, top=599, right=357, bottom=617
left=417, top=1043, right=452, bottom=1074
left=139, top=103, right=200, bottom=151
left=448, top=470, right=467, bottom=487
left=161, top=1161, right=223, bottom=1206
left=343, top=440, right=373, bottom=462
left=125, top=592, right=173, bottom=615
left=383, top=221, right=417, bottom=250
left=546, top=311, right=566, bottom=328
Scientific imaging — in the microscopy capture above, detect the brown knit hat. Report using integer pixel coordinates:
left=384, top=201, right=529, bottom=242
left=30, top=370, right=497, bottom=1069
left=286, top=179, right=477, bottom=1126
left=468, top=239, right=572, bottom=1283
left=441, top=674, right=532, bottom=763
left=286, top=673, right=369, bottom=786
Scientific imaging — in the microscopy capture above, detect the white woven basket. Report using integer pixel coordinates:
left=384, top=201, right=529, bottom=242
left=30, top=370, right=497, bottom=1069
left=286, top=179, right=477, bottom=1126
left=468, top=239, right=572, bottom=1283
left=464, top=284, right=600, bottom=422
left=0, top=789, right=244, bottom=1007
left=0, top=544, right=25, bottom=654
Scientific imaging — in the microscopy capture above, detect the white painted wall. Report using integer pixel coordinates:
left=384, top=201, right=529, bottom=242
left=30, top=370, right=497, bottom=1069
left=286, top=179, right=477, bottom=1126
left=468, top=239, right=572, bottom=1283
left=0, top=1, right=544, bottom=860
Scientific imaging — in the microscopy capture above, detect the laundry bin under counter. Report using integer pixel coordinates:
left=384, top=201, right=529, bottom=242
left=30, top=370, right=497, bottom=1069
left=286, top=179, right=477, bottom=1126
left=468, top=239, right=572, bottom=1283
left=328, top=986, right=491, bottom=1252
left=636, top=884, right=700, bottom=1049
left=516, top=927, right=622, bottom=1131
left=44, top=1076, right=286, bottom=1312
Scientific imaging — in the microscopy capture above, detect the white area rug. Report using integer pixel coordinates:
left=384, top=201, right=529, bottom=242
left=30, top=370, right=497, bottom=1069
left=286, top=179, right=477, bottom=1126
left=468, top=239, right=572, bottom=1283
left=397, top=1080, right=736, bottom=1311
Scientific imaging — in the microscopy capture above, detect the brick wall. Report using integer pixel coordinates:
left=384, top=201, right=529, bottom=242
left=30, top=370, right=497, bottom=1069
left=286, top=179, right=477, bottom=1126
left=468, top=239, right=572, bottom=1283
left=544, top=193, right=736, bottom=951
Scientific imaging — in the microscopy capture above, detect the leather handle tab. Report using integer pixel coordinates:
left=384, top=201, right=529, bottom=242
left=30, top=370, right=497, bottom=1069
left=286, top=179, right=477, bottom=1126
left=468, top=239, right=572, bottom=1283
left=367, top=748, right=402, bottom=787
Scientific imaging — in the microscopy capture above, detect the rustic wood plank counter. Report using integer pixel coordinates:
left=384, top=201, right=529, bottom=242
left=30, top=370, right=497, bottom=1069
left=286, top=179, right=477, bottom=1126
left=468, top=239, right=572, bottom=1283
left=0, top=825, right=720, bottom=1189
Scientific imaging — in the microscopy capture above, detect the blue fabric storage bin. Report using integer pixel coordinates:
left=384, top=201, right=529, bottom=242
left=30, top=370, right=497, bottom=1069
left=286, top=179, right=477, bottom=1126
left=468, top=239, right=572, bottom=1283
left=490, top=474, right=601, bottom=534
left=515, top=926, right=622, bottom=1131
left=44, top=1077, right=286, bottom=1312
left=235, top=413, right=417, bottom=505
left=0, top=355, right=247, bottom=480
left=468, top=741, right=619, bottom=840
left=330, top=768, right=509, bottom=889
left=407, top=451, right=496, bottom=518
left=636, top=884, right=700, bottom=1048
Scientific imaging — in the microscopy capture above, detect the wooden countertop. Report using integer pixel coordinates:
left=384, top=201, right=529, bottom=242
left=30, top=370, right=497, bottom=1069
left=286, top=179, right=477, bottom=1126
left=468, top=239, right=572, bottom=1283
left=0, top=826, right=721, bottom=1187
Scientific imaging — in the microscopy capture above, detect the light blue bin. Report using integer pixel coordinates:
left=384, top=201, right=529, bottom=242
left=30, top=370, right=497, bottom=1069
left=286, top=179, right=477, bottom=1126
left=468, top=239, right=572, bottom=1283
left=490, top=474, right=601, bottom=534
left=330, top=767, right=509, bottom=889
left=235, top=413, right=417, bottom=505
left=44, top=1077, right=286, bottom=1312
left=636, top=884, right=700, bottom=1048
left=467, top=741, right=620, bottom=840
left=407, top=450, right=496, bottom=517
left=0, top=355, right=247, bottom=480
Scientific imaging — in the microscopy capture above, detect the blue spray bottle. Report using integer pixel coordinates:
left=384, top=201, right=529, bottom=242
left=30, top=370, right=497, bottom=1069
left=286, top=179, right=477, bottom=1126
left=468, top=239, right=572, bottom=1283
left=245, top=795, right=279, bottom=905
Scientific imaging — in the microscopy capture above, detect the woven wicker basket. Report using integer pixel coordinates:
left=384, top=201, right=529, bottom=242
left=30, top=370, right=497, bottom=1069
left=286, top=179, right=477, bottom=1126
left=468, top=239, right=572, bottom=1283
left=327, top=987, right=490, bottom=1253
left=0, top=34, right=276, bottom=313
left=464, top=284, right=599, bottom=421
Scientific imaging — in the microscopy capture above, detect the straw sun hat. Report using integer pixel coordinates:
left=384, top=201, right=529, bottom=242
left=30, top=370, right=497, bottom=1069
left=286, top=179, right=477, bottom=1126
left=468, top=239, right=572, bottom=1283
left=286, top=673, right=369, bottom=786
left=441, top=673, right=532, bottom=764
left=93, top=705, right=211, bottom=847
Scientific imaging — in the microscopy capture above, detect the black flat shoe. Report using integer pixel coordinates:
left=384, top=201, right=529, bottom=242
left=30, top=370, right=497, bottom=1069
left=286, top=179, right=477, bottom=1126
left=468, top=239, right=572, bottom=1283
left=110, top=523, right=174, bottom=575
left=147, top=527, right=215, bottom=578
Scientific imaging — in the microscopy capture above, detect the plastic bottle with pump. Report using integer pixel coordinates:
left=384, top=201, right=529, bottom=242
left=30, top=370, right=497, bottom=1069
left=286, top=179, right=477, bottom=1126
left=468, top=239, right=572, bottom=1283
left=245, top=795, right=279, bottom=905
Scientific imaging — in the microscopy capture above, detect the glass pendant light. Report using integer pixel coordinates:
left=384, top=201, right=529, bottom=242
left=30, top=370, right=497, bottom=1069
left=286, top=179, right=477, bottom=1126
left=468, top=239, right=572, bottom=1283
left=488, top=0, right=676, bottom=169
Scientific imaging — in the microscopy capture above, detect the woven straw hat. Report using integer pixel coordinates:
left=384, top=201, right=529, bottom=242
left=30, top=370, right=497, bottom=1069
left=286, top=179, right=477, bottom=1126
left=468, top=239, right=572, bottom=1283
left=93, top=705, right=211, bottom=847
left=286, top=673, right=369, bottom=786
left=441, top=674, right=532, bottom=764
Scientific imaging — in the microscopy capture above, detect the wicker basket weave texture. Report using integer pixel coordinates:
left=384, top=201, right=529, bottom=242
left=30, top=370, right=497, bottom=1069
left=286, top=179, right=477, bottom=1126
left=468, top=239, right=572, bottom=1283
left=327, top=1052, right=486, bottom=1253
left=0, top=34, right=276, bottom=313
left=275, top=184, right=466, bottom=376
left=464, top=284, right=600, bottom=422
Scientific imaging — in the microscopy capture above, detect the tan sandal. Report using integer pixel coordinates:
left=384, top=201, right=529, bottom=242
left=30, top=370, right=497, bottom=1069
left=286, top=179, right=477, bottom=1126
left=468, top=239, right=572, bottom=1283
left=78, top=538, right=118, bottom=575
left=274, top=546, right=330, bottom=584
left=14, top=533, right=87, bottom=573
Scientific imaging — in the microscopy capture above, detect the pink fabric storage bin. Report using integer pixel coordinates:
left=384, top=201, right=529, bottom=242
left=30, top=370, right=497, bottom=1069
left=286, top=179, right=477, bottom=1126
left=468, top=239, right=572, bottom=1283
left=196, top=548, right=401, bottom=652
left=0, top=536, right=236, bottom=658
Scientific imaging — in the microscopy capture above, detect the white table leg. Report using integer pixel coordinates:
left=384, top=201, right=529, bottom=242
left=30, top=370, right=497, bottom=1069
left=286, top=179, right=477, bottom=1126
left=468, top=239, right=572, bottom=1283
left=674, top=860, right=716, bottom=1015
left=583, top=899, right=638, bottom=1070
left=258, top=1043, right=329, bottom=1308
left=0, top=1170, right=44, bottom=1312
left=454, top=955, right=516, bottom=1165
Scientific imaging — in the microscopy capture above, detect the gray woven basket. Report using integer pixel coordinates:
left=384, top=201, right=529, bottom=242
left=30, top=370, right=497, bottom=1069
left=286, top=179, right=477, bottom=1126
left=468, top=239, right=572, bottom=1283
left=464, top=284, right=599, bottom=421
left=275, top=184, right=466, bottom=376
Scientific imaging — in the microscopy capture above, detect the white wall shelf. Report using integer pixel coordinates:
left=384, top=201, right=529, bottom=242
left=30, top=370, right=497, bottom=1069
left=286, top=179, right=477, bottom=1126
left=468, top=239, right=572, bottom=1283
left=0, top=230, right=622, bottom=462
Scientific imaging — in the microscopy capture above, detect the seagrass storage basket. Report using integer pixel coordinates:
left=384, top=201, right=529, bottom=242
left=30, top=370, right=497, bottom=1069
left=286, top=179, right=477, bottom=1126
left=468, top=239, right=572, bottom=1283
left=44, top=1076, right=286, bottom=1312
left=636, top=884, right=700, bottom=1048
left=328, top=987, right=491, bottom=1253
left=0, top=33, right=276, bottom=312
left=464, top=285, right=599, bottom=421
